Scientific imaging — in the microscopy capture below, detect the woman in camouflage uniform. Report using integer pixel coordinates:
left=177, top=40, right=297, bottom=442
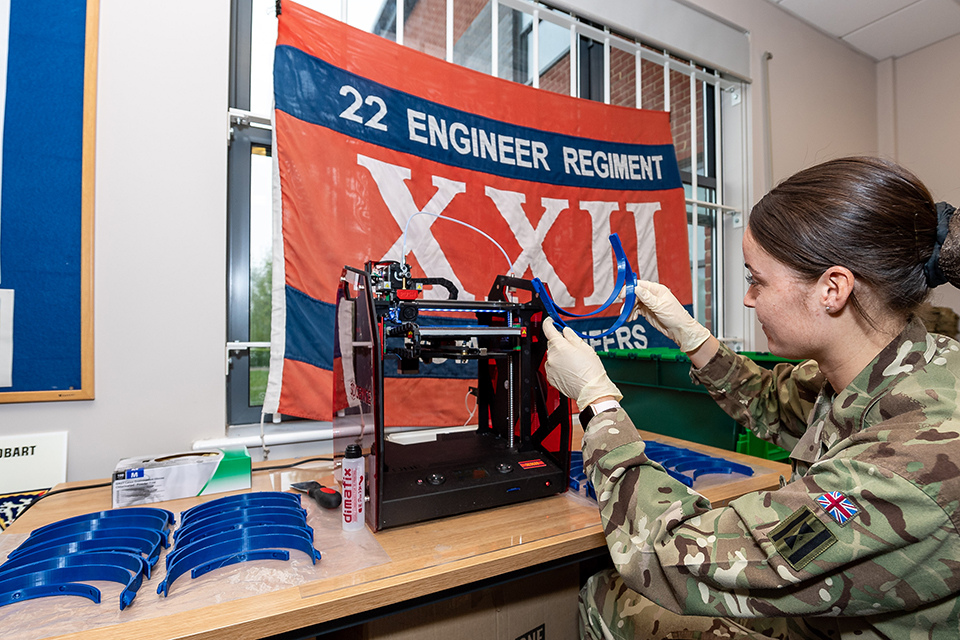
left=543, top=156, right=960, bottom=639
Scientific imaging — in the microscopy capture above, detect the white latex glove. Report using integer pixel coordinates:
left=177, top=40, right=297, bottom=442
left=627, top=280, right=712, bottom=353
left=542, top=317, right=622, bottom=411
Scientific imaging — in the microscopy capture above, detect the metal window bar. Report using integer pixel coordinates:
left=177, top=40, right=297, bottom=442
left=569, top=23, right=577, bottom=97
left=491, top=1, right=499, bottom=78
left=532, top=8, right=539, bottom=88
left=634, top=50, right=641, bottom=108
left=713, top=71, right=725, bottom=341
left=741, top=78, right=752, bottom=348
left=603, top=30, right=610, bottom=104
left=689, top=63, right=698, bottom=322
left=229, top=0, right=252, bottom=111
left=663, top=56, right=670, bottom=112
left=686, top=198, right=738, bottom=213
left=447, top=0, right=454, bottom=63
left=397, top=0, right=404, bottom=46
left=229, top=108, right=271, bottom=129
left=226, top=341, right=271, bottom=376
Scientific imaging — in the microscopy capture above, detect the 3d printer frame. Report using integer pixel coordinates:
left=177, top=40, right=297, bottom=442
left=333, top=261, right=572, bottom=531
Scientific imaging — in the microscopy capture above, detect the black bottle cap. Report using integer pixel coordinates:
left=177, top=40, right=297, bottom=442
left=345, top=444, right=362, bottom=458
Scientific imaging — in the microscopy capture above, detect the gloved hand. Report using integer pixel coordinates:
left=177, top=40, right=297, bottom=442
left=542, top=317, right=622, bottom=410
left=628, top=280, right=712, bottom=353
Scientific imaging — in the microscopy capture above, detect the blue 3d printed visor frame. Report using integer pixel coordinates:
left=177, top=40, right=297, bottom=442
left=531, top=233, right=637, bottom=340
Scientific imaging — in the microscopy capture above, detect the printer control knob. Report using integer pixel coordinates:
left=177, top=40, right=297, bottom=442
left=426, top=473, right=445, bottom=485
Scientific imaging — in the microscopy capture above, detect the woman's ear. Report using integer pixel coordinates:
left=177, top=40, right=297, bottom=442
left=819, top=266, right=855, bottom=313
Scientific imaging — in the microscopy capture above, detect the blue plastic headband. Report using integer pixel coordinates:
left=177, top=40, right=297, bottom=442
left=532, top=233, right=637, bottom=340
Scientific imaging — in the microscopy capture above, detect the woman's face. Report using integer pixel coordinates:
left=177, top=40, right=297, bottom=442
left=742, top=227, right=823, bottom=359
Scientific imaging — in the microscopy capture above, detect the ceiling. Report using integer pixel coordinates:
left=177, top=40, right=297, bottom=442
left=765, top=0, right=960, bottom=60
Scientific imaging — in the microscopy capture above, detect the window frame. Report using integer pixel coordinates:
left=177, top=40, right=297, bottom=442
left=226, top=119, right=273, bottom=426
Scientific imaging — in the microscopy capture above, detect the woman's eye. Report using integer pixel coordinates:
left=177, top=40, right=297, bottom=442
left=745, top=273, right=757, bottom=286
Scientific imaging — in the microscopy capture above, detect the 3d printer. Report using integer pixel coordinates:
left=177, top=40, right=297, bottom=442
left=332, top=261, right=572, bottom=531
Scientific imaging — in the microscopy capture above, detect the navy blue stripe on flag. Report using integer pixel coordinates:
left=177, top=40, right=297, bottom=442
left=284, top=287, right=485, bottom=378
left=284, top=286, right=689, bottom=373
left=274, top=45, right=682, bottom=192
left=284, top=286, right=335, bottom=371
left=383, top=355, right=477, bottom=380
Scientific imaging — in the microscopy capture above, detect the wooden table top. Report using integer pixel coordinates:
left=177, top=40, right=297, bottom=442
left=2, top=432, right=789, bottom=640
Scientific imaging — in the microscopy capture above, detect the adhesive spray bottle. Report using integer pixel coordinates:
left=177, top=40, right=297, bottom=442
left=341, top=444, right=365, bottom=531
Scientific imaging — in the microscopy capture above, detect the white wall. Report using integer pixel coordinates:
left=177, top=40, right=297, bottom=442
left=890, top=33, right=960, bottom=314
left=0, top=0, right=231, bottom=483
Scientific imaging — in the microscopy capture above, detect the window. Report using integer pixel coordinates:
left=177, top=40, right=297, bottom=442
left=226, top=120, right=272, bottom=426
left=227, top=0, right=748, bottom=425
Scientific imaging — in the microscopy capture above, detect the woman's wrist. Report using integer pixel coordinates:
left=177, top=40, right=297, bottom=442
left=687, top=335, right=721, bottom=369
left=578, top=397, right=621, bottom=428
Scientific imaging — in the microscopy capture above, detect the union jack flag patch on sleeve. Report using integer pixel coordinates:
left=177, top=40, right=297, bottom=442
left=816, top=491, right=860, bottom=526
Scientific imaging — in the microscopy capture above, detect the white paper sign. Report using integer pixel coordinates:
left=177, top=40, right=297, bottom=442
left=0, top=431, right=67, bottom=493
left=0, top=288, right=12, bottom=387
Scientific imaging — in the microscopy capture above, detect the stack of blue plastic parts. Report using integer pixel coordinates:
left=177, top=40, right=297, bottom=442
left=0, top=506, right=174, bottom=610
left=158, top=491, right=321, bottom=597
left=0, top=491, right=324, bottom=610
left=569, top=442, right=754, bottom=499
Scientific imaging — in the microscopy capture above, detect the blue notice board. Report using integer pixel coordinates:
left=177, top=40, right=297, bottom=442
left=0, top=0, right=97, bottom=402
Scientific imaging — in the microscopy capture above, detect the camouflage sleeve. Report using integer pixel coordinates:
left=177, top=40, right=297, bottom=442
left=690, top=342, right=825, bottom=452
left=581, top=408, right=960, bottom=619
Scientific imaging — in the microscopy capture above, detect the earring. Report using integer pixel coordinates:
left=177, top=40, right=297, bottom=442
left=825, top=306, right=832, bottom=313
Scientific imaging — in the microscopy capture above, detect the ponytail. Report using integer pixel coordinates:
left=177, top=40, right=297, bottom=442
left=937, top=203, right=960, bottom=287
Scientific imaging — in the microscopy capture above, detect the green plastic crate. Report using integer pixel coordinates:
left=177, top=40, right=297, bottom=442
left=736, top=430, right=791, bottom=462
left=599, top=348, right=794, bottom=461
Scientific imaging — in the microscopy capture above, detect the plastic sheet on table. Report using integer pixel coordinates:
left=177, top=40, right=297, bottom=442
left=0, top=497, right=389, bottom=640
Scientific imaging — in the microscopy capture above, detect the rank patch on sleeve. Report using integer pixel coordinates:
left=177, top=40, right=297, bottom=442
left=769, top=505, right=837, bottom=571
left=815, top=491, right=860, bottom=526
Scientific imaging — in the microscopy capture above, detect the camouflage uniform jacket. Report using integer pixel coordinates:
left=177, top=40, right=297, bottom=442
left=582, top=317, right=960, bottom=638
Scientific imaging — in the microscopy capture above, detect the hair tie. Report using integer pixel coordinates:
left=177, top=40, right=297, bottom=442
left=924, top=202, right=956, bottom=288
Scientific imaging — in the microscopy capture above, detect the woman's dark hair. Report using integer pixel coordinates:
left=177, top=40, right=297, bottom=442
left=748, top=156, right=959, bottom=325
